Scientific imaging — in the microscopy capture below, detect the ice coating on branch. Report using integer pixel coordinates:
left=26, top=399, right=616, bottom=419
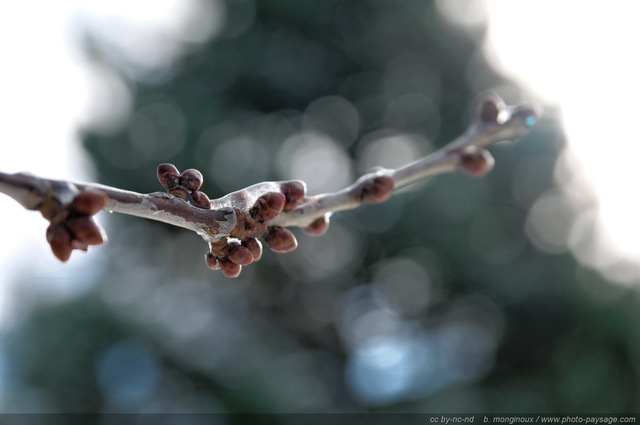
left=0, top=94, right=540, bottom=276
left=193, top=178, right=309, bottom=277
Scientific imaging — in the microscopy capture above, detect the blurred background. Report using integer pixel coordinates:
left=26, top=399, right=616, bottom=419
left=1, top=0, right=640, bottom=417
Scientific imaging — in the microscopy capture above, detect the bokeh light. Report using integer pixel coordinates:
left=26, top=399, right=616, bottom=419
left=96, top=339, right=159, bottom=408
left=3, top=0, right=640, bottom=417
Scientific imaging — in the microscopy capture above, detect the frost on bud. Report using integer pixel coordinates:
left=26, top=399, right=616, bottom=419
left=219, top=257, right=242, bottom=278
left=476, top=94, right=505, bottom=124
left=46, top=225, right=73, bottom=262
left=205, top=252, right=220, bottom=270
left=191, top=191, right=211, bottom=209
left=263, top=226, right=298, bottom=253
left=67, top=217, right=106, bottom=246
left=228, top=244, right=254, bottom=266
left=243, top=238, right=263, bottom=262
left=157, top=163, right=181, bottom=188
left=180, top=169, right=204, bottom=192
left=71, top=190, right=109, bottom=215
left=460, top=147, right=495, bottom=177
left=280, top=180, right=306, bottom=211
left=251, top=192, right=286, bottom=221
left=303, top=214, right=330, bottom=235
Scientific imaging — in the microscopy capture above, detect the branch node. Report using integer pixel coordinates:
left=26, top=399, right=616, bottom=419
left=459, top=147, right=495, bottom=177
left=38, top=184, right=109, bottom=262
left=353, top=170, right=395, bottom=204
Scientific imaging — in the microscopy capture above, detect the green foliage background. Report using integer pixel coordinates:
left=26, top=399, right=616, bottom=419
left=4, top=0, right=640, bottom=417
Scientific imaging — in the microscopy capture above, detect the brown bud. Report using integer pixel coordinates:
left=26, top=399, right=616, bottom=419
left=67, top=217, right=106, bottom=246
left=46, top=225, right=73, bottom=262
left=228, top=245, right=254, bottom=266
left=460, top=147, right=495, bottom=177
left=204, top=252, right=220, bottom=270
left=280, top=180, right=306, bottom=211
left=358, top=174, right=394, bottom=204
left=180, top=169, right=204, bottom=192
left=263, top=226, right=298, bottom=253
left=243, top=238, right=263, bottom=262
left=251, top=192, right=286, bottom=221
left=191, top=191, right=211, bottom=209
left=476, top=94, right=505, bottom=124
left=219, top=257, right=242, bottom=278
left=71, top=190, right=109, bottom=215
left=303, top=215, right=330, bottom=235
left=157, top=163, right=181, bottom=188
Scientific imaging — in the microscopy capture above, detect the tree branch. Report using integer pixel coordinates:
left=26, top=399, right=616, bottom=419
left=0, top=94, right=540, bottom=277
left=267, top=94, right=538, bottom=228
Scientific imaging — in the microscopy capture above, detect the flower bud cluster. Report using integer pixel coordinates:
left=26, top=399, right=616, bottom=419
left=157, top=163, right=211, bottom=209
left=201, top=179, right=313, bottom=278
left=43, top=188, right=109, bottom=262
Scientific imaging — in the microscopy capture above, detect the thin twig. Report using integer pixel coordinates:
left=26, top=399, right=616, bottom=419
left=0, top=94, right=540, bottom=276
left=268, top=96, right=539, bottom=228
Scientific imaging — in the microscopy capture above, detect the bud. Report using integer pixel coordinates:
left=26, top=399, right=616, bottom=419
left=219, top=257, right=242, bottom=278
left=303, top=215, right=330, bottom=235
left=251, top=192, right=286, bottom=221
left=71, top=190, right=109, bottom=215
left=280, top=180, right=306, bottom=210
left=460, top=147, right=495, bottom=177
left=263, top=226, right=298, bottom=253
left=204, top=252, right=220, bottom=270
left=46, top=225, right=73, bottom=262
left=358, top=174, right=394, bottom=204
left=157, top=163, right=181, bottom=188
left=228, top=245, right=254, bottom=266
left=243, top=238, right=263, bottom=262
left=191, top=191, right=211, bottom=209
left=67, top=217, right=106, bottom=246
left=180, top=169, right=204, bottom=192
left=476, top=94, right=505, bottom=124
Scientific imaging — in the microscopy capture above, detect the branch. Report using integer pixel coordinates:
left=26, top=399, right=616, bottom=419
left=0, top=94, right=540, bottom=277
left=268, top=94, right=538, bottom=227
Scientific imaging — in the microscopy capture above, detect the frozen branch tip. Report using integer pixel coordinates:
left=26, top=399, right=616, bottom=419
left=0, top=94, right=540, bottom=278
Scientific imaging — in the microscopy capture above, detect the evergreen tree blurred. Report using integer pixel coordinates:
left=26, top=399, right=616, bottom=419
left=4, top=0, right=640, bottom=417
